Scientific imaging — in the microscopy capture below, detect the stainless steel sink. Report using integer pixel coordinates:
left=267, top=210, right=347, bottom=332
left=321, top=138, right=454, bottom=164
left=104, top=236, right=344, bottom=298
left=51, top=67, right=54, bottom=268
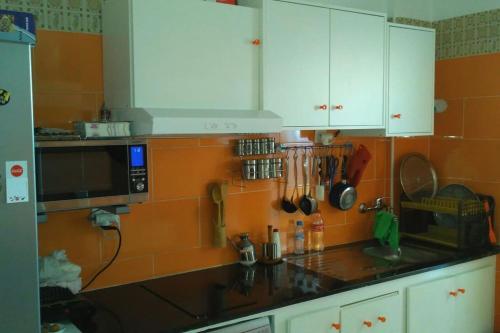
left=286, top=242, right=455, bottom=282
left=362, top=244, right=452, bottom=264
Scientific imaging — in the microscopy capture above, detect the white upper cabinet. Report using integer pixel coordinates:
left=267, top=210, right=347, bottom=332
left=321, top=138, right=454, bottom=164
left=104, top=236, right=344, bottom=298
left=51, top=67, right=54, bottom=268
left=329, top=10, right=385, bottom=128
left=263, top=1, right=330, bottom=127
left=263, top=0, right=386, bottom=129
left=387, top=24, right=435, bottom=136
left=103, top=0, right=260, bottom=111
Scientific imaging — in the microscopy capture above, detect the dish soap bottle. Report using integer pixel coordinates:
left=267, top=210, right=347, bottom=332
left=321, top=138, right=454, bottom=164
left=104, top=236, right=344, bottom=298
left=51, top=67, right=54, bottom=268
left=294, top=220, right=305, bottom=255
left=311, top=213, right=325, bottom=252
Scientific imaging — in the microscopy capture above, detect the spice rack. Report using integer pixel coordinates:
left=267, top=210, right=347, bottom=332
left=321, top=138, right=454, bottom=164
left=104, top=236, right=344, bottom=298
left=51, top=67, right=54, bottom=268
left=234, top=138, right=284, bottom=181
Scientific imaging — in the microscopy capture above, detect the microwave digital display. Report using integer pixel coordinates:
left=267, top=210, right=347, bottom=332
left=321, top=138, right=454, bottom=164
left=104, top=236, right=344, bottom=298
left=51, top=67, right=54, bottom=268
left=130, top=146, right=145, bottom=167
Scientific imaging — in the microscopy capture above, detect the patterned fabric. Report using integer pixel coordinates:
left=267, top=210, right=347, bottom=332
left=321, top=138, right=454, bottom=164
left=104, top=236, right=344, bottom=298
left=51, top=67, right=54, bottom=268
left=0, top=0, right=101, bottom=33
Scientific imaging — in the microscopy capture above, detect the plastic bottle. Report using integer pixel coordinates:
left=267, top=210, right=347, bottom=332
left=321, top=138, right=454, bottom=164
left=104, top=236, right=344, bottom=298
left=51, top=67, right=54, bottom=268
left=294, top=221, right=305, bottom=255
left=272, top=228, right=282, bottom=259
left=311, top=213, right=325, bottom=252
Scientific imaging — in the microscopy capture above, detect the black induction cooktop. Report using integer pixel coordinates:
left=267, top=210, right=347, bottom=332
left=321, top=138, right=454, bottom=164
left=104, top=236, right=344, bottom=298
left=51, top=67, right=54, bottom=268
left=141, top=262, right=342, bottom=320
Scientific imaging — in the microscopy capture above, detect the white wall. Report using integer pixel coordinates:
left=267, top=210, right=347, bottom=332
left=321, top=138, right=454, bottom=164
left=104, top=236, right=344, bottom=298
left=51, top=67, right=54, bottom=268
left=391, top=0, right=433, bottom=21
left=432, top=0, right=500, bottom=20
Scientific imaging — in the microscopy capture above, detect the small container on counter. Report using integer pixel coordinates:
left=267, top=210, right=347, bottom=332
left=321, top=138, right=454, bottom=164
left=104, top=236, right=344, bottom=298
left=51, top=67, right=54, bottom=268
left=272, top=228, right=282, bottom=259
left=311, top=213, right=325, bottom=252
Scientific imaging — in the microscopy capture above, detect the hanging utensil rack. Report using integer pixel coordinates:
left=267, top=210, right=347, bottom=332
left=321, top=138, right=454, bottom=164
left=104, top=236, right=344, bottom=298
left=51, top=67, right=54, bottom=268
left=231, top=142, right=354, bottom=187
left=278, top=142, right=354, bottom=154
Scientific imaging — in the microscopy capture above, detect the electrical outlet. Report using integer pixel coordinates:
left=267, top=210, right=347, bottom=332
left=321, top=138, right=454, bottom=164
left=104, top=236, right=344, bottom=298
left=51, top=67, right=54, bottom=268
left=91, top=209, right=121, bottom=229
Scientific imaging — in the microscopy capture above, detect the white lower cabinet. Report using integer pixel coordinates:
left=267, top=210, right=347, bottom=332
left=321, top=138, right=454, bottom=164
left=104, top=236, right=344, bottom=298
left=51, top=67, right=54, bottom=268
left=340, top=292, right=402, bottom=333
left=189, top=257, right=495, bottom=333
left=407, top=265, right=495, bottom=333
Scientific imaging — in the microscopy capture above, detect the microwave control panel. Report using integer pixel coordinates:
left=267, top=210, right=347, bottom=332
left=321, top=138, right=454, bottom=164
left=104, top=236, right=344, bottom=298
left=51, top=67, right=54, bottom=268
left=129, top=145, right=148, bottom=193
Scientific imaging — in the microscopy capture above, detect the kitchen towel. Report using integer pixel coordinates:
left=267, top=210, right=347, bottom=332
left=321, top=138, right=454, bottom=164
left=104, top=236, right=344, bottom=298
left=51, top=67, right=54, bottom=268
left=374, top=211, right=399, bottom=250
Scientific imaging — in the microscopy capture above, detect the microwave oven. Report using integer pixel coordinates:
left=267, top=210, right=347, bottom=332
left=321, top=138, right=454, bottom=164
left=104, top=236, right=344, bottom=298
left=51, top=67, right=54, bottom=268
left=35, top=139, right=149, bottom=213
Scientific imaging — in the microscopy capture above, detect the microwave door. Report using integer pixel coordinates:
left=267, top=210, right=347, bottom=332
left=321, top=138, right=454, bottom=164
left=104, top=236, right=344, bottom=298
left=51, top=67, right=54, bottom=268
left=36, top=144, right=131, bottom=212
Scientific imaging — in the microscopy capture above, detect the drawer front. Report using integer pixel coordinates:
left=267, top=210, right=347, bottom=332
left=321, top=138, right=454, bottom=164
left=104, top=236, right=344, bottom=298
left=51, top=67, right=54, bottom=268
left=340, top=292, right=401, bottom=333
left=288, top=305, right=340, bottom=333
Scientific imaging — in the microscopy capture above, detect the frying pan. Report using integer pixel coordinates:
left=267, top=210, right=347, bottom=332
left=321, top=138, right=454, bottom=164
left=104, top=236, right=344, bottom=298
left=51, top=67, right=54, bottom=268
left=330, top=155, right=357, bottom=210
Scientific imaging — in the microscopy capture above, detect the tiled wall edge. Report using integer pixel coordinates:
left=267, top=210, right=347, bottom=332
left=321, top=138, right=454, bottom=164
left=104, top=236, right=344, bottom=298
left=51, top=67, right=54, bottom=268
left=0, top=0, right=102, bottom=34
left=394, top=9, right=500, bottom=60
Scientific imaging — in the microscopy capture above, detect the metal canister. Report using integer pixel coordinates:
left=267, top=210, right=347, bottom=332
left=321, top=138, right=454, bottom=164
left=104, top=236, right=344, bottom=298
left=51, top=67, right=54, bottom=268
left=257, top=159, right=270, bottom=179
left=236, top=139, right=245, bottom=156
left=260, top=138, right=269, bottom=155
left=267, top=138, right=276, bottom=154
left=244, top=139, right=253, bottom=156
left=269, top=158, right=283, bottom=178
left=252, top=139, right=261, bottom=156
left=243, top=160, right=257, bottom=180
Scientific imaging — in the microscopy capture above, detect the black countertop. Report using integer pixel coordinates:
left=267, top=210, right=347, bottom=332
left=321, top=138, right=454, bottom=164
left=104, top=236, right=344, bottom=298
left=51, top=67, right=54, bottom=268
left=72, top=240, right=498, bottom=333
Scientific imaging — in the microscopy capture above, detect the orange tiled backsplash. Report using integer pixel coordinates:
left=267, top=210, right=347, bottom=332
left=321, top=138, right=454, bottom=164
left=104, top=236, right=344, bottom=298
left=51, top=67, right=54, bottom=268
left=38, top=133, right=392, bottom=289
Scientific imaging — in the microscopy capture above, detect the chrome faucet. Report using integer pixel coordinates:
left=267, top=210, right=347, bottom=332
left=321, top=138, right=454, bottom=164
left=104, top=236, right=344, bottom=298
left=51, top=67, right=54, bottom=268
left=359, top=197, right=387, bottom=214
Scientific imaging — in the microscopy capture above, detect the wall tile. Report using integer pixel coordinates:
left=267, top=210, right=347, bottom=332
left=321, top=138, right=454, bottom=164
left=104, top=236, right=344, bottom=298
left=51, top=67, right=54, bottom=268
left=34, top=92, right=99, bottom=129
left=464, top=97, right=500, bottom=139
left=32, top=30, right=103, bottom=94
left=83, top=255, right=154, bottom=290
left=101, top=203, right=155, bottom=260
left=151, top=199, right=201, bottom=252
left=434, top=99, right=464, bottom=137
left=154, top=247, right=236, bottom=277
left=38, top=209, right=101, bottom=267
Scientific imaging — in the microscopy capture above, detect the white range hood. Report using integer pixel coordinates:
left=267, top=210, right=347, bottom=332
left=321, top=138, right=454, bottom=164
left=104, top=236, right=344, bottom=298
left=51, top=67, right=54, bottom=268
left=112, top=108, right=283, bottom=135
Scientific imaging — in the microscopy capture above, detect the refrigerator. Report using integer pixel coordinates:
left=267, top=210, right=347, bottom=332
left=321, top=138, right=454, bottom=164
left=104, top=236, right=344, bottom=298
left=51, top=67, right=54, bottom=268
left=0, top=28, right=40, bottom=331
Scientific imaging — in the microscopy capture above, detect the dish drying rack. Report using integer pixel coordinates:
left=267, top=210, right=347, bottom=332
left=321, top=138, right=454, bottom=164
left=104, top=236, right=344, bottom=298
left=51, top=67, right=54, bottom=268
left=399, top=196, right=487, bottom=249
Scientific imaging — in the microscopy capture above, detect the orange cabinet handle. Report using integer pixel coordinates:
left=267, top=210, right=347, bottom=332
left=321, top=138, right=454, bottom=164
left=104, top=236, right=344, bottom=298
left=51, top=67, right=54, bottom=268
left=378, top=316, right=387, bottom=323
left=319, top=104, right=328, bottom=110
left=252, top=39, right=261, bottom=45
left=449, top=291, right=458, bottom=297
left=333, top=105, right=344, bottom=110
left=363, top=320, right=373, bottom=328
left=458, top=288, right=466, bottom=294
left=331, top=323, right=341, bottom=330
left=391, top=114, right=402, bottom=119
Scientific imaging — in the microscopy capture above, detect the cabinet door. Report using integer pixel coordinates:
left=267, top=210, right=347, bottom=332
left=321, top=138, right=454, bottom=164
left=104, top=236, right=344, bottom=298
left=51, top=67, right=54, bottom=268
left=329, top=10, right=385, bottom=128
left=131, top=0, right=259, bottom=110
left=288, top=305, right=340, bottom=333
left=263, top=0, right=330, bottom=127
left=454, top=266, right=495, bottom=333
left=387, top=25, right=435, bottom=135
left=407, top=276, right=456, bottom=333
left=340, top=292, right=402, bottom=333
